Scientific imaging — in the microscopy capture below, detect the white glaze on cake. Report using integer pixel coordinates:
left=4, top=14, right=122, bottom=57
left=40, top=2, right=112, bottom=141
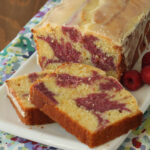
left=35, top=0, right=150, bottom=43
left=122, top=13, right=150, bottom=68
left=6, top=84, right=26, bottom=117
left=34, top=0, right=150, bottom=69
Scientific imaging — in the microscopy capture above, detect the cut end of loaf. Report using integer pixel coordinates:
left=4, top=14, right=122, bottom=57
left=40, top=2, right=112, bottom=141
left=33, top=25, right=123, bottom=80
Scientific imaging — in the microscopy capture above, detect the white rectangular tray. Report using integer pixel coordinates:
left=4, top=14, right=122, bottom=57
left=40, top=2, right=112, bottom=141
left=0, top=52, right=150, bottom=150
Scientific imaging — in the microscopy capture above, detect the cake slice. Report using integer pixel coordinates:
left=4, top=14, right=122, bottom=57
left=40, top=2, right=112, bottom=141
left=30, top=63, right=143, bottom=147
left=6, top=71, right=54, bottom=125
left=32, top=0, right=150, bottom=80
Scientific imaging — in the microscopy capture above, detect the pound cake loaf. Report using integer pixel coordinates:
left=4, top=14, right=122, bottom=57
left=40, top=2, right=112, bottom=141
left=30, top=63, right=143, bottom=147
left=6, top=71, right=54, bottom=125
left=32, top=0, right=150, bottom=79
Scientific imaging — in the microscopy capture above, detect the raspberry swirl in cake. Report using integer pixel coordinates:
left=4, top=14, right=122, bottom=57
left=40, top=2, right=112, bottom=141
left=32, top=0, right=150, bottom=79
left=30, top=63, right=142, bottom=147
left=6, top=71, right=54, bottom=125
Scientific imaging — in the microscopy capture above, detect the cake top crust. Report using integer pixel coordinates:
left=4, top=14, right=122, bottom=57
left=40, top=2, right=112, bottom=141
left=35, top=0, right=150, bottom=45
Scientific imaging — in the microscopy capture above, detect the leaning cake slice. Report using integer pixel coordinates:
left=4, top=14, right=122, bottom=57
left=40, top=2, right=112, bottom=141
left=6, top=71, right=54, bottom=125
left=30, top=63, right=143, bottom=147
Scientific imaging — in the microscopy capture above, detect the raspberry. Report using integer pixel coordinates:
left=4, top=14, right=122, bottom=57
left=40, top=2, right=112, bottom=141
left=122, top=70, right=142, bottom=91
left=141, top=65, right=150, bottom=85
left=142, top=52, right=150, bottom=68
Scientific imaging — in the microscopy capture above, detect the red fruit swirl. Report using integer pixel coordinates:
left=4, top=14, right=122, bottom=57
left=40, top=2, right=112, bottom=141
left=28, top=73, right=38, bottom=82
left=75, top=93, right=130, bottom=125
left=38, top=36, right=81, bottom=63
left=82, top=35, right=115, bottom=71
left=76, top=93, right=130, bottom=113
left=56, top=71, right=101, bottom=88
left=34, top=82, right=57, bottom=104
left=100, top=77, right=123, bottom=91
left=62, top=26, right=81, bottom=42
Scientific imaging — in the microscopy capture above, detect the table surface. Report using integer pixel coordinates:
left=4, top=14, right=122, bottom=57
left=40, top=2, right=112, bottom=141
left=0, top=0, right=150, bottom=150
left=0, top=0, right=47, bottom=51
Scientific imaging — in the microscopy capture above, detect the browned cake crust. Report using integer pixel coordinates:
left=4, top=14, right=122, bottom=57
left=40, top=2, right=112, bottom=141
left=8, top=95, right=53, bottom=125
left=30, top=86, right=143, bottom=147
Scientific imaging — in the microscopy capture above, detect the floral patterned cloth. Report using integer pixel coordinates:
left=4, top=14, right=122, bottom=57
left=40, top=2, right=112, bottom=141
left=0, top=0, right=150, bottom=149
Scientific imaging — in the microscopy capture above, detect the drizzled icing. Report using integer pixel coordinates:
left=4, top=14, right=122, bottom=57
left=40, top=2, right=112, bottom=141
left=35, top=0, right=150, bottom=69
left=81, top=0, right=150, bottom=45
left=94, top=0, right=129, bottom=25
left=6, top=85, right=26, bottom=117
left=65, top=0, right=90, bottom=26
left=123, top=14, right=150, bottom=68
left=35, top=0, right=150, bottom=45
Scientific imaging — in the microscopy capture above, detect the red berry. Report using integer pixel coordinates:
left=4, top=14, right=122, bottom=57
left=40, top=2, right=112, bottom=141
left=122, top=70, right=142, bottom=91
left=142, top=52, right=150, bottom=68
left=141, top=65, right=150, bottom=85
left=132, top=137, right=142, bottom=148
